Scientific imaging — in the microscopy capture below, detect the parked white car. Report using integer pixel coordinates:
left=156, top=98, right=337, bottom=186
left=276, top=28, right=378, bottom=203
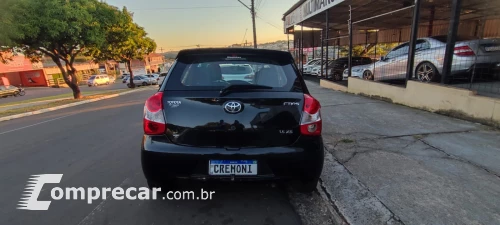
left=302, top=59, right=322, bottom=75
left=125, top=75, right=153, bottom=87
left=311, top=60, right=334, bottom=76
left=87, top=75, right=111, bottom=87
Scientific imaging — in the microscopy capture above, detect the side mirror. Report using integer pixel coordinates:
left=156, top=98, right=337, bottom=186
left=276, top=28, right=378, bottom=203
left=380, top=56, right=386, bottom=61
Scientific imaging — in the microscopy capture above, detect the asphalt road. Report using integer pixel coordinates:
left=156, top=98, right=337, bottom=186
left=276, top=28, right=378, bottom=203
left=0, top=82, right=129, bottom=104
left=0, top=89, right=301, bottom=225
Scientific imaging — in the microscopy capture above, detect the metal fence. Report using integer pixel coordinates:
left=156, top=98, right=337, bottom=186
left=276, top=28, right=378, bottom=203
left=289, top=0, right=500, bottom=97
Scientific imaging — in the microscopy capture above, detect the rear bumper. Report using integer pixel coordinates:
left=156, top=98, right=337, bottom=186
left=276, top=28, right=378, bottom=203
left=141, top=135, right=324, bottom=183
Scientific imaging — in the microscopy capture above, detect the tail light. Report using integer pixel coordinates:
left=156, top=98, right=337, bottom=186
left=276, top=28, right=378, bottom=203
left=300, top=94, right=322, bottom=136
left=143, top=92, right=166, bottom=135
left=454, top=46, right=475, bottom=56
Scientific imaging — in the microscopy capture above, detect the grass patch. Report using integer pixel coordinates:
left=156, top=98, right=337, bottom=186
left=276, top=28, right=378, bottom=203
left=0, top=89, right=130, bottom=118
left=0, top=90, right=115, bottom=107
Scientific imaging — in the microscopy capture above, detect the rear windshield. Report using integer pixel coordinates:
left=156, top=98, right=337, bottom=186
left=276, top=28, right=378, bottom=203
left=89, top=76, right=96, bottom=80
left=164, top=54, right=303, bottom=92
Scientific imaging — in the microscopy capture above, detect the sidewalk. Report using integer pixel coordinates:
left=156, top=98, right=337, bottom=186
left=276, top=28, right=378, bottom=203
left=306, top=80, right=500, bottom=225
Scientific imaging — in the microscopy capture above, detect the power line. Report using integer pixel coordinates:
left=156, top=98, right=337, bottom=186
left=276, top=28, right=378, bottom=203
left=256, top=15, right=281, bottom=30
left=241, top=28, right=248, bottom=45
left=257, top=0, right=265, bottom=11
left=130, top=6, right=240, bottom=10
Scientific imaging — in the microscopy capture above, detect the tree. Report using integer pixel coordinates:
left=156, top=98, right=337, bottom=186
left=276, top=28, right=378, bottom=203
left=0, top=0, right=20, bottom=63
left=3, top=0, right=119, bottom=98
left=89, top=7, right=156, bottom=88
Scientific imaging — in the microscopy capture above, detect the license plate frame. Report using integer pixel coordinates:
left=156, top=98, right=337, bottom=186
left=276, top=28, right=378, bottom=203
left=209, top=160, right=258, bottom=176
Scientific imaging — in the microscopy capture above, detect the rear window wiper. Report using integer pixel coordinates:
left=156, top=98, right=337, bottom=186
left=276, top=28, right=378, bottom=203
left=220, top=84, right=273, bottom=96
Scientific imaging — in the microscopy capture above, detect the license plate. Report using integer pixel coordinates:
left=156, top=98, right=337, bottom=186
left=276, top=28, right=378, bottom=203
left=209, top=160, right=257, bottom=176
left=484, top=45, right=500, bottom=52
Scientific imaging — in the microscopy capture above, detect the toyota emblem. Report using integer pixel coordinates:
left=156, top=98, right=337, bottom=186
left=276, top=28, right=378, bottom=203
left=223, top=101, right=243, bottom=114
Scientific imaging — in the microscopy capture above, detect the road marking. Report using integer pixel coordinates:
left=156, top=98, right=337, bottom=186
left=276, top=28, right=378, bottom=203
left=77, top=177, right=131, bottom=225
left=0, top=115, right=73, bottom=135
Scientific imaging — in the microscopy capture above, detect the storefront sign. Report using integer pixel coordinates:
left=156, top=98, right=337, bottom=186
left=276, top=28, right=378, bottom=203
left=284, top=0, right=345, bottom=32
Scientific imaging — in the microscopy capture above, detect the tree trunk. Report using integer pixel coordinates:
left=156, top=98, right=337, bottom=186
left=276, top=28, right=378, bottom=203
left=127, top=60, right=135, bottom=88
left=52, top=57, right=81, bottom=99
left=67, top=64, right=82, bottom=99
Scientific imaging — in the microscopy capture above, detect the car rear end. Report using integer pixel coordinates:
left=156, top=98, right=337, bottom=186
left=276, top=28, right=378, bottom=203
left=456, top=38, right=500, bottom=76
left=429, top=36, right=500, bottom=77
left=141, top=48, right=324, bottom=192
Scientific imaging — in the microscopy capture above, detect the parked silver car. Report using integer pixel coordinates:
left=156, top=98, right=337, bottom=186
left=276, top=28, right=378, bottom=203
left=346, top=36, right=500, bottom=82
left=144, top=74, right=159, bottom=85
left=125, top=75, right=153, bottom=87
left=220, top=64, right=255, bottom=83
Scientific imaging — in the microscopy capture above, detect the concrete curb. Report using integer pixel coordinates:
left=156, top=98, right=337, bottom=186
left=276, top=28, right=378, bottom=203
left=0, top=88, right=148, bottom=123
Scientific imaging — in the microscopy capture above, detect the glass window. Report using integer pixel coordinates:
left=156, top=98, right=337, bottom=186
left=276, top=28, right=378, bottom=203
left=416, top=40, right=430, bottom=51
left=386, top=43, right=409, bottom=59
left=166, top=54, right=301, bottom=92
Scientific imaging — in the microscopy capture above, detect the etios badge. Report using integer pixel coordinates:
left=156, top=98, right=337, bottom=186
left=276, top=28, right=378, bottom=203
left=223, top=101, right=243, bottom=114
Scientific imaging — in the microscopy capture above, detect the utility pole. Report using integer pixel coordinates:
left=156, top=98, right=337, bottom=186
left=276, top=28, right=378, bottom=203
left=159, top=47, right=164, bottom=53
left=251, top=0, right=257, bottom=48
left=237, top=0, right=257, bottom=48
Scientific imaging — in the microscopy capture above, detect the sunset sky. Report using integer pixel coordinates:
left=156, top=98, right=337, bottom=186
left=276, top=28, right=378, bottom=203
left=105, top=0, right=297, bottom=52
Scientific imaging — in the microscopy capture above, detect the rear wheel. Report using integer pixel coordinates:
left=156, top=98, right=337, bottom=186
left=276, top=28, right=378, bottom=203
left=19, top=90, right=25, bottom=96
left=106, top=81, right=110, bottom=85
left=416, top=62, right=439, bottom=82
left=363, top=70, right=374, bottom=80
left=333, top=73, right=343, bottom=81
left=142, top=82, right=147, bottom=86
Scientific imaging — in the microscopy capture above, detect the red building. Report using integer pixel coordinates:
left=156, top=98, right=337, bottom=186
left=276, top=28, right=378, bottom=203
left=0, top=55, right=47, bottom=87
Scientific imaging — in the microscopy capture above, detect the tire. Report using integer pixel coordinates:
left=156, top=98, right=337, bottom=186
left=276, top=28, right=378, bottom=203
left=14, top=91, right=19, bottom=97
left=142, top=82, right=147, bottom=86
left=19, top=91, right=25, bottom=96
left=298, top=178, right=319, bottom=193
left=416, top=62, right=439, bottom=83
left=363, top=70, right=374, bottom=80
left=333, top=72, right=343, bottom=81
left=88, top=85, right=92, bottom=87
left=106, top=82, right=110, bottom=85
left=127, top=84, right=131, bottom=88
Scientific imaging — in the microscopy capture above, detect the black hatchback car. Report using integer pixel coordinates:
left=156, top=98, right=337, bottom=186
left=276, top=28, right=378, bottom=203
left=141, top=48, right=324, bottom=192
